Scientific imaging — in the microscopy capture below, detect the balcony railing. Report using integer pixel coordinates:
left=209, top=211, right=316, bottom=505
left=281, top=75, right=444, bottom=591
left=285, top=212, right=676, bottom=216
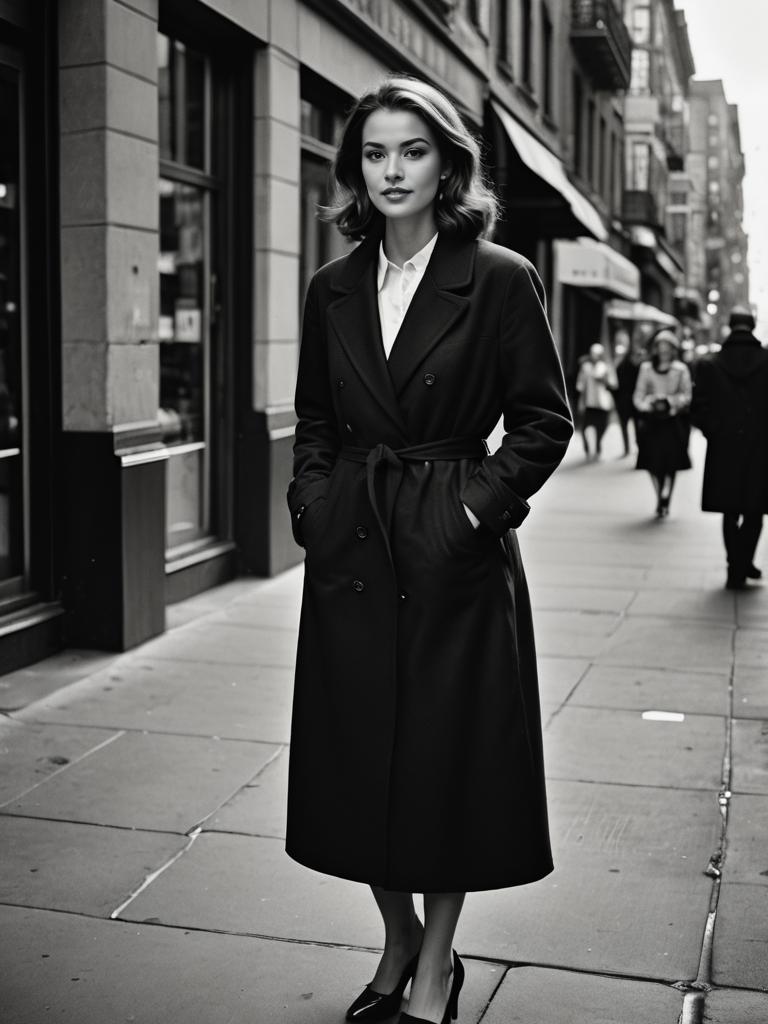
left=623, top=190, right=661, bottom=229
left=571, top=0, right=632, bottom=91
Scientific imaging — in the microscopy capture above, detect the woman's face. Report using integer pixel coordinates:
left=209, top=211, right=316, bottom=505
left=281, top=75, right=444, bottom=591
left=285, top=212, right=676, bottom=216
left=655, top=338, right=674, bottom=362
left=361, top=108, right=445, bottom=225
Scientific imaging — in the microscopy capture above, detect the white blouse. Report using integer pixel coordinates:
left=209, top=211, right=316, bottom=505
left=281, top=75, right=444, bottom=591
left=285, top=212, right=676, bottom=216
left=377, top=233, right=439, bottom=360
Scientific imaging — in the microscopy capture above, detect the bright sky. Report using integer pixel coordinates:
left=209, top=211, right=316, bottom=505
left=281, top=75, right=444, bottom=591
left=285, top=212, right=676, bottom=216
left=675, top=0, right=768, bottom=336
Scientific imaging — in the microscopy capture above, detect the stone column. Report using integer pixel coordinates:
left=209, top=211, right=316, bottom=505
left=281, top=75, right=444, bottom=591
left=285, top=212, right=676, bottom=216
left=58, top=0, right=166, bottom=648
left=238, top=13, right=303, bottom=575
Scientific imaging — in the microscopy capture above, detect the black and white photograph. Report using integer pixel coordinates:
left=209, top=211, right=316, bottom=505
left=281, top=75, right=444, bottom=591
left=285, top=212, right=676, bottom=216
left=1, top=1, right=767, bottom=1022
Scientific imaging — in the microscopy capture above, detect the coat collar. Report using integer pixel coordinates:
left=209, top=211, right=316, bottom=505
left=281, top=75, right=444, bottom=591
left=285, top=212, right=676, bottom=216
left=327, top=232, right=476, bottom=438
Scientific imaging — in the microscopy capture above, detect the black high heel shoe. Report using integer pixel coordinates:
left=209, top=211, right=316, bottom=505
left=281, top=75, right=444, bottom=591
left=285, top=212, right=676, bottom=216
left=399, top=950, right=465, bottom=1024
left=346, top=953, right=419, bottom=1022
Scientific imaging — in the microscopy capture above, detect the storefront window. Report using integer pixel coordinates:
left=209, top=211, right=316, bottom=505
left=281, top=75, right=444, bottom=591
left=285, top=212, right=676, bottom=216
left=0, top=60, right=27, bottom=590
left=300, top=90, right=348, bottom=303
left=158, top=31, right=220, bottom=553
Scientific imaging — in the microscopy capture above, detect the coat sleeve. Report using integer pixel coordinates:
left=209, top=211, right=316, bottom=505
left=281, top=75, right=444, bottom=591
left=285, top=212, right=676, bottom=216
left=633, top=363, right=653, bottom=412
left=459, top=261, right=574, bottom=536
left=287, top=276, right=340, bottom=545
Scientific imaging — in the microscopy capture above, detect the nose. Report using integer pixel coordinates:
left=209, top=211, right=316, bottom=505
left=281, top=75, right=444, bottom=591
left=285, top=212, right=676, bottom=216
left=384, top=154, right=403, bottom=182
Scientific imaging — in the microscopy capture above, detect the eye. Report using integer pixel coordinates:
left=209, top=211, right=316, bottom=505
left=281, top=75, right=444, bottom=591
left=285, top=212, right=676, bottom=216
left=404, top=148, right=426, bottom=159
left=364, top=150, right=384, bottom=161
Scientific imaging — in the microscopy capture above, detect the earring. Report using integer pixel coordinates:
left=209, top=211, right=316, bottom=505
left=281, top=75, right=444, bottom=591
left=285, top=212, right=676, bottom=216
left=438, top=174, right=447, bottom=202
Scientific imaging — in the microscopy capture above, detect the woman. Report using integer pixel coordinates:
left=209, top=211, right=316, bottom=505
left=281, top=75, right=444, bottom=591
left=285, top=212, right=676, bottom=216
left=574, top=343, right=618, bottom=459
left=633, top=329, right=692, bottom=517
left=286, top=76, right=573, bottom=1024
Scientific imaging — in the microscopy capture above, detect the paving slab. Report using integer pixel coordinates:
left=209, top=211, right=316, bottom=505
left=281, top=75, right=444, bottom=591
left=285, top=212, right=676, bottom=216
left=569, top=664, right=729, bottom=717
left=705, top=987, right=768, bottom=1023
left=206, top=599, right=301, bottom=631
left=481, top=965, right=682, bottom=1024
left=461, top=843, right=710, bottom=982
left=0, top=650, right=117, bottom=712
left=119, top=831, right=386, bottom=945
left=641, top=566, right=734, bottom=590
left=735, top=628, right=768, bottom=671
left=137, top=620, right=298, bottom=668
left=537, top=657, right=590, bottom=706
left=5, top=731, right=278, bottom=833
left=546, top=779, right=721, bottom=863
left=524, top=561, right=649, bottom=589
left=0, top=719, right=121, bottom=806
left=165, top=577, right=268, bottom=629
left=722, top=794, right=768, bottom=885
left=16, top=657, right=293, bottom=744
left=733, top=668, right=768, bottom=720
left=735, top=587, right=768, bottom=628
left=712, top=882, right=768, bottom=991
left=592, top=617, right=733, bottom=674
left=544, top=706, right=726, bottom=789
left=627, top=587, right=735, bottom=623
left=208, top=745, right=288, bottom=838
left=731, top=720, right=768, bottom=795
left=530, top=586, right=636, bottom=614
left=0, top=816, right=186, bottom=917
left=531, top=610, right=622, bottom=659
left=0, top=905, right=502, bottom=1024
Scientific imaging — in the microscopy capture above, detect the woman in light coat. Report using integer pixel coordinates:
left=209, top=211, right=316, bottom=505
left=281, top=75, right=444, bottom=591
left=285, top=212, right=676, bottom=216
left=633, top=329, right=692, bottom=517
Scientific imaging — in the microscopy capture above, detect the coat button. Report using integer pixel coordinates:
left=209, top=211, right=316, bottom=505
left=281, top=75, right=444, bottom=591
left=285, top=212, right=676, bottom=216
left=352, top=579, right=365, bottom=592
left=400, top=592, right=407, bottom=601
left=423, top=372, right=436, bottom=386
left=337, top=379, right=346, bottom=389
left=296, top=504, right=306, bottom=520
left=345, top=423, right=353, bottom=433
left=501, top=509, right=512, bottom=521
left=355, top=525, right=368, bottom=540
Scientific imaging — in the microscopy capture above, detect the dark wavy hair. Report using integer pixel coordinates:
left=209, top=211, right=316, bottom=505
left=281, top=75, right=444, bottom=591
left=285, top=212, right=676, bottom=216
left=321, top=75, right=499, bottom=241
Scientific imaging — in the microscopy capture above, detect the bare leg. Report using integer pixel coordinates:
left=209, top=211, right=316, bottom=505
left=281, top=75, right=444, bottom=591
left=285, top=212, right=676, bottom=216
left=368, top=886, right=423, bottom=993
left=406, top=892, right=465, bottom=1022
left=650, top=473, right=663, bottom=515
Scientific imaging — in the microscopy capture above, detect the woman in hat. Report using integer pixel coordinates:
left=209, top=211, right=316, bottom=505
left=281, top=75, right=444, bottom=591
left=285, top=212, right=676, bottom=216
left=286, top=75, right=573, bottom=1024
left=633, top=329, right=692, bottom=517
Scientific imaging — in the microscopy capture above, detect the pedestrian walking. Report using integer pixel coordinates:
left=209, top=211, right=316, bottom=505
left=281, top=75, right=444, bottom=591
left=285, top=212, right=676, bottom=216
left=286, top=75, right=573, bottom=1024
left=574, top=343, right=618, bottom=459
left=633, top=329, right=692, bottom=517
left=690, top=307, right=768, bottom=589
left=613, top=340, right=643, bottom=456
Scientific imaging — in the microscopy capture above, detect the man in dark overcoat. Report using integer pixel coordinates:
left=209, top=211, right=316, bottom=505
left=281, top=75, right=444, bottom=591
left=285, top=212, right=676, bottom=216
left=691, top=307, right=768, bottom=589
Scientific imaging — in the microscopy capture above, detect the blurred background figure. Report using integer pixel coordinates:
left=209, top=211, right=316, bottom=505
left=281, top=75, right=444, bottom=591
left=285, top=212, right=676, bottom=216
left=633, top=330, right=692, bottom=518
left=613, top=335, right=644, bottom=457
left=691, top=307, right=768, bottom=590
left=575, top=343, right=618, bottom=460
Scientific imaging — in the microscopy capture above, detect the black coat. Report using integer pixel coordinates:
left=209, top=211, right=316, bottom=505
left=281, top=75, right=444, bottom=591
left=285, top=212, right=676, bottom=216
left=285, top=230, right=573, bottom=893
left=691, top=331, right=768, bottom=513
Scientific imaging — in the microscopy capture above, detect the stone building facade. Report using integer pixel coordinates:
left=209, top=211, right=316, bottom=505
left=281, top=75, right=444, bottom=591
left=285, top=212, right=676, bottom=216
left=689, top=79, right=750, bottom=342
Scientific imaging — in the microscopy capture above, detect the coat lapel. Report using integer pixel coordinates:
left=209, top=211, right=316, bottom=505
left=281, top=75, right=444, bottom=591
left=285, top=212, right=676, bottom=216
left=386, top=233, right=475, bottom=396
left=327, top=234, right=409, bottom=441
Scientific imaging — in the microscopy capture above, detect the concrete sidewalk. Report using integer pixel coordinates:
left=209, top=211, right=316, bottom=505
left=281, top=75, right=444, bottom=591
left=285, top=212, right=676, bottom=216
left=1, top=426, right=767, bottom=1024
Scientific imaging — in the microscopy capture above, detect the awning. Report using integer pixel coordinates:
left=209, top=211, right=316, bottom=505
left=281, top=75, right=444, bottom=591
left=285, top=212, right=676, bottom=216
left=555, top=238, right=640, bottom=300
left=605, top=299, right=679, bottom=327
left=492, top=101, right=608, bottom=242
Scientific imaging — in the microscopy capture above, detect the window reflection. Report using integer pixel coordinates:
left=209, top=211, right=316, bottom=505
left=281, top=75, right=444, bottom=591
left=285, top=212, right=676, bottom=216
left=158, top=178, right=205, bottom=446
left=0, top=68, right=24, bottom=582
left=158, top=33, right=206, bottom=169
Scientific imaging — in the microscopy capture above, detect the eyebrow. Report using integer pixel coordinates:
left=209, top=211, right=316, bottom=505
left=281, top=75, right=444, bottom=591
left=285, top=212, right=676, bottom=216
left=362, top=137, right=432, bottom=148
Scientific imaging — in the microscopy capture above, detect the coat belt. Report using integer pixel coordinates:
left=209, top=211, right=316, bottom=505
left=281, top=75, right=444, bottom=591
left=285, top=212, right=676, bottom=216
left=339, top=437, right=488, bottom=575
